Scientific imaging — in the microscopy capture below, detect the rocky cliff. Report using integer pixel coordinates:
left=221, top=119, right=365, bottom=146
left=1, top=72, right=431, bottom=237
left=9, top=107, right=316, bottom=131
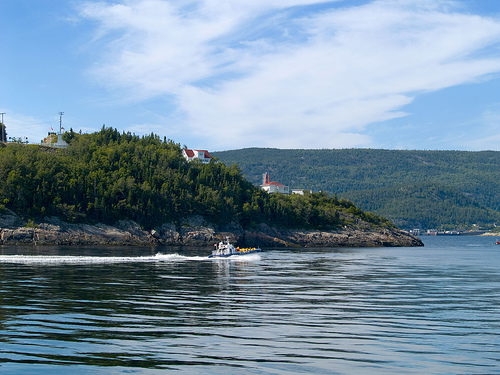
left=0, top=213, right=423, bottom=248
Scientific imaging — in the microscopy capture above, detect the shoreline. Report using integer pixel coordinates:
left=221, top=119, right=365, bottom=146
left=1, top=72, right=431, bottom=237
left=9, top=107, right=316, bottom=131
left=0, top=214, right=423, bottom=248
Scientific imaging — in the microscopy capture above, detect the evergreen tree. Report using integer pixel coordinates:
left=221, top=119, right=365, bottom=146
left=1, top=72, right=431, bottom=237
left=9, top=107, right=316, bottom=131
left=0, top=127, right=388, bottom=231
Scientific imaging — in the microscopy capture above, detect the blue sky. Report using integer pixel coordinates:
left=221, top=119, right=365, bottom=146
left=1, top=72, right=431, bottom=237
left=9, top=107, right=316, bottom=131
left=3, top=0, right=500, bottom=151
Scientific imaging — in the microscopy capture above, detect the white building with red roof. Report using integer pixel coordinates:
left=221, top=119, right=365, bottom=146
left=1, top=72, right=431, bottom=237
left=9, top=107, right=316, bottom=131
left=260, top=172, right=289, bottom=194
left=182, top=149, right=212, bottom=164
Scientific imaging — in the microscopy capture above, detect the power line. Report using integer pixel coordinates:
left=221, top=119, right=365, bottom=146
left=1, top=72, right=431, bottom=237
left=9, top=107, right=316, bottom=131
left=8, top=120, right=58, bottom=127
left=8, top=122, right=56, bottom=128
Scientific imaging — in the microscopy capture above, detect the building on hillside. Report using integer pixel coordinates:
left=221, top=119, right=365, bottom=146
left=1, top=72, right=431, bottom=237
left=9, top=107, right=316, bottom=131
left=43, top=131, right=68, bottom=148
left=182, top=149, right=212, bottom=164
left=261, top=172, right=289, bottom=194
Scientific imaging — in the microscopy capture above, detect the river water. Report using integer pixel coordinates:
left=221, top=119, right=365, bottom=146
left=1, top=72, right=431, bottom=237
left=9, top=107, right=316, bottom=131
left=0, top=236, right=498, bottom=374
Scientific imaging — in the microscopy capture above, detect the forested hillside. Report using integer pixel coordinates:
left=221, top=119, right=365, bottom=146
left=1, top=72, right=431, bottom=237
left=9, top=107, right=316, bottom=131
left=212, top=148, right=500, bottom=230
left=0, top=128, right=392, bottom=231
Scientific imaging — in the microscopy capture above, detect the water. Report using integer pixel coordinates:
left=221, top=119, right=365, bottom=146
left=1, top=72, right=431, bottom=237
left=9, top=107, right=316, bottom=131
left=0, top=236, right=499, bottom=374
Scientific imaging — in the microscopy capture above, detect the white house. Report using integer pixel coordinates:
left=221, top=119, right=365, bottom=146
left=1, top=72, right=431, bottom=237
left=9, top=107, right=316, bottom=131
left=260, top=172, right=289, bottom=194
left=182, top=149, right=212, bottom=164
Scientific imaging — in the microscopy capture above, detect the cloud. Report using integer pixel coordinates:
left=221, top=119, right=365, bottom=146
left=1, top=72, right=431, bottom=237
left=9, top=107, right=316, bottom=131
left=79, top=0, right=500, bottom=149
left=79, top=0, right=325, bottom=96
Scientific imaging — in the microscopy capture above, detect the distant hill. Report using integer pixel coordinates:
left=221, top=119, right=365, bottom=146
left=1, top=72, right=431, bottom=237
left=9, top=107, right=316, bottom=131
left=212, top=148, right=500, bottom=230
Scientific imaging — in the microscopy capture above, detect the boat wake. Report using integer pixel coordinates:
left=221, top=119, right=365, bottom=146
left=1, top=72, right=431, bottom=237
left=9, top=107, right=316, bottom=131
left=207, top=253, right=262, bottom=262
left=0, top=253, right=261, bottom=265
left=156, top=253, right=262, bottom=262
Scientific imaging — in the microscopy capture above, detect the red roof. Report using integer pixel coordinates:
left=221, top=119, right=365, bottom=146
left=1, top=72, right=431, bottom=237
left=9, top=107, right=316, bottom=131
left=184, top=149, right=211, bottom=158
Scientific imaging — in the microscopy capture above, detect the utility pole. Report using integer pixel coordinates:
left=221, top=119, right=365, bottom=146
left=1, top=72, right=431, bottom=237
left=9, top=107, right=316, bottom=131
left=59, top=112, right=64, bottom=134
left=0, top=113, right=6, bottom=143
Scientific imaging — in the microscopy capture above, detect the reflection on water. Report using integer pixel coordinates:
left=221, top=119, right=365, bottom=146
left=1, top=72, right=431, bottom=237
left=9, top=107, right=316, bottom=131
left=0, top=237, right=499, bottom=374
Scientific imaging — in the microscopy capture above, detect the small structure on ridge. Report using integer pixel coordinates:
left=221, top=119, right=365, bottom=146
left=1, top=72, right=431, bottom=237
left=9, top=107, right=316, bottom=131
left=261, top=172, right=289, bottom=194
left=182, top=149, right=212, bottom=164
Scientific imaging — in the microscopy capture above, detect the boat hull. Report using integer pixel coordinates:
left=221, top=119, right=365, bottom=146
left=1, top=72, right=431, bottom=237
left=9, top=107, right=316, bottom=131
left=208, top=249, right=261, bottom=258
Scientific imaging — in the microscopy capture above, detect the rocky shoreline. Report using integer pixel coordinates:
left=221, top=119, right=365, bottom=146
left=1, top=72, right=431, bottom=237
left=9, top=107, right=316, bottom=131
left=0, top=213, right=423, bottom=248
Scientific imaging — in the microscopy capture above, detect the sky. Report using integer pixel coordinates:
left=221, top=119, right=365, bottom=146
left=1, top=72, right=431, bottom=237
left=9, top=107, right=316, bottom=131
left=3, top=0, right=500, bottom=151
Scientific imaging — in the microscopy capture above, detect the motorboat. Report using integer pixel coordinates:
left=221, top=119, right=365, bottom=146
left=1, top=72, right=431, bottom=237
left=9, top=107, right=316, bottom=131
left=209, top=237, right=261, bottom=258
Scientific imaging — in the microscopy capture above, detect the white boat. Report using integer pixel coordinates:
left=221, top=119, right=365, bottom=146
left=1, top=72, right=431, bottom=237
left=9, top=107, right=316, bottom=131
left=208, top=237, right=261, bottom=258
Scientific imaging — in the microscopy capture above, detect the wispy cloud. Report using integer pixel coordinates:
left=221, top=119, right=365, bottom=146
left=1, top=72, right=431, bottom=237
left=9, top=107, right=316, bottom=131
left=79, top=0, right=500, bottom=149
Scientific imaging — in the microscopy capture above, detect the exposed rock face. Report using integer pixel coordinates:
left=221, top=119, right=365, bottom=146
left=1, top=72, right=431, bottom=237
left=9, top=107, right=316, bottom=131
left=0, top=213, right=423, bottom=248
left=0, top=216, right=153, bottom=246
left=242, top=224, right=422, bottom=248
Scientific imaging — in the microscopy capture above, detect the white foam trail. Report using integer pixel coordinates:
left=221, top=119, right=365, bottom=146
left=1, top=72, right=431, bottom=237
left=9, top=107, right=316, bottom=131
left=154, top=253, right=210, bottom=262
left=0, top=255, right=159, bottom=264
left=0, top=253, right=261, bottom=264
left=227, top=254, right=262, bottom=261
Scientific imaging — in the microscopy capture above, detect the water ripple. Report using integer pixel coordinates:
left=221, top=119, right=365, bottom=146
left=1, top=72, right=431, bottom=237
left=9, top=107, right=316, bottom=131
left=0, top=239, right=499, bottom=374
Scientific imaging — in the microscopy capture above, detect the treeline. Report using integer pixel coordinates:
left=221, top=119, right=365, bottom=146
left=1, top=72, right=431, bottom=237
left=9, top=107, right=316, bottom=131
left=0, top=127, right=391, bottom=230
left=213, top=148, right=500, bottom=230
left=346, top=183, right=500, bottom=230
